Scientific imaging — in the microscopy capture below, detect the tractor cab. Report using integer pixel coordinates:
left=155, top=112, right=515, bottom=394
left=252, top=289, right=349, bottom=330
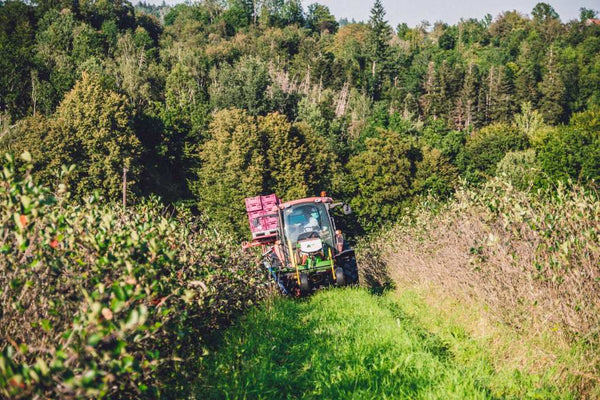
left=282, top=199, right=335, bottom=252
left=244, top=194, right=358, bottom=295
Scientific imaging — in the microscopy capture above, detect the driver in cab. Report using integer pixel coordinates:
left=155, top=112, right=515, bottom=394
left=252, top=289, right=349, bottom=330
left=302, top=208, right=320, bottom=232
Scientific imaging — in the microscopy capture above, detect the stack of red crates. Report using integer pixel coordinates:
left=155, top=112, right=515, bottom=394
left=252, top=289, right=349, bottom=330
left=245, top=194, right=280, bottom=239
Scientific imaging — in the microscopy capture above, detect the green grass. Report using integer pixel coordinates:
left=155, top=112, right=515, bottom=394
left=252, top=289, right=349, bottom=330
left=195, top=288, right=571, bottom=399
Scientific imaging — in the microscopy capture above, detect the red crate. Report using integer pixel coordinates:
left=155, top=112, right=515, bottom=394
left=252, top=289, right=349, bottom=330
left=248, top=211, right=264, bottom=231
left=261, top=194, right=278, bottom=203
left=261, top=194, right=279, bottom=209
left=249, top=210, right=266, bottom=218
left=263, top=217, right=278, bottom=230
left=248, top=215, right=260, bottom=227
left=245, top=196, right=262, bottom=212
left=246, top=194, right=279, bottom=238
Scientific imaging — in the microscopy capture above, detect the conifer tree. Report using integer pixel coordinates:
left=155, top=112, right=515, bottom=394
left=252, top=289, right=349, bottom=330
left=483, top=66, right=515, bottom=124
left=367, top=0, right=392, bottom=100
left=436, top=60, right=458, bottom=122
left=490, top=65, right=517, bottom=123
left=539, top=46, right=566, bottom=124
left=420, top=61, right=443, bottom=120
left=515, top=41, right=540, bottom=107
left=453, top=62, right=478, bottom=130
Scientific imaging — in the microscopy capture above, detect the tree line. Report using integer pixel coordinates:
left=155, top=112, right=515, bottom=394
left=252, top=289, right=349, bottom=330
left=1, top=0, right=598, bottom=233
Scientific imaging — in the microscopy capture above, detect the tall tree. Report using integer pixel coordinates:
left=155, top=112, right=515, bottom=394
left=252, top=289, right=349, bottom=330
left=490, top=65, right=517, bottom=123
left=50, top=72, right=142, bottom=199
left=0, top=0, right=36, bottom=119
left=259, top=0, right=304, bottom=27
left=531, top=2, right=559, bottom=23
left=367, top=0, right=392, bottom=100
left=110, top=31, right=156, bottom=110
left=346, top=130, right=419, bottom=228
left=532, top=2, right=561, bottom=42
left=34, top=8, right=78, bottom=115
left=281, top=0, right=304, bottom=26
left=224, top=0, right=255, bottom=28
left=538, top=46, right=566, bottom=124
left=210, top=56, right=272, bottom=116
left=192, top=108, right=265, bottom=233
left=579, top=7, right=598, bottom=22
left=453, top=62, right=479, bottom=130
left=158, top=62, right=210, bottom=198
left=482, top=66, right=516, bottom=124
left=305, top=3, right=338, bottom=34
left=515, top=41, right=540, bottom=107
left=420, top=61, right=443, bottom=120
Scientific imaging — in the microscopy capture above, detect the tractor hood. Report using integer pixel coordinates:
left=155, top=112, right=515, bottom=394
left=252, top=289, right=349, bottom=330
left=298, top=237, right=323, bottom=254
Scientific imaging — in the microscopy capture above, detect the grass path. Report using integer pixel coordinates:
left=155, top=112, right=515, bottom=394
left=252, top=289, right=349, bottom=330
left=195, top=288, right=568, bottom=399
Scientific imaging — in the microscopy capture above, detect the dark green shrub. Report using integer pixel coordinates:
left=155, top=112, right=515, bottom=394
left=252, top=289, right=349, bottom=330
left=0, top=153, right=266, bottom=398
left=536, top=108, right=600, bottom=185
left=346, top=131, right=419, bottom=230
left=464, top=123, right=529, bottom=181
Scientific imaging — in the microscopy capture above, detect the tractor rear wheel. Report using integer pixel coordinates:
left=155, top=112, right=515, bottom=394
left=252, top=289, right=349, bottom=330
left=335, top=267, right=346, bottom=286
left=299, top=273, right=311, bottom=294
left=343, top=258, right=359, bottom=285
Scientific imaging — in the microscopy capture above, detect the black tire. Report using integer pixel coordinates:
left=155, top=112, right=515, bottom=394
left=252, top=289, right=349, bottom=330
left=343, top=258, right=359, bottom=285
left=335, top=267, right=346, bottom=286
left=299, top=273, right=311, bottom=294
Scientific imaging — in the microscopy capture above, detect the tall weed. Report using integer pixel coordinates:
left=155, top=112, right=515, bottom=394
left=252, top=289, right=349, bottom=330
left=359, top=178, right=599, bottom=394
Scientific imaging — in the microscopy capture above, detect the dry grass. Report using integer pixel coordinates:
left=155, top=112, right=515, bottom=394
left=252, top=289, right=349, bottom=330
left=358, top=178, right=600, bottom=396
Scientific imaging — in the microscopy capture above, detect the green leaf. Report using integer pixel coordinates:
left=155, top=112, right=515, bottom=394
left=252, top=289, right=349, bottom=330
left=124, top=309, right=139, bottom=330
left=82, top=369, right=96, bottom=386
left=20, top=151, right=32, bottom=162
left=87, top=333, right=103, bottom=346
left=20, top=195, right=31, bottom=211
left=36, top=358, right=49, bottom=376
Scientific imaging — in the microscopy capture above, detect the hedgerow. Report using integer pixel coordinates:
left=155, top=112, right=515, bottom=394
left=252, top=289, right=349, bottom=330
left=0, top=153, right=266, bottom=398
left=359, top=178, right=600, bottom=395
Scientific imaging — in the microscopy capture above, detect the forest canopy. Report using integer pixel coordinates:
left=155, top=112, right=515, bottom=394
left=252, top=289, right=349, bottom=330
left=1, top=0, right=598, bottom=233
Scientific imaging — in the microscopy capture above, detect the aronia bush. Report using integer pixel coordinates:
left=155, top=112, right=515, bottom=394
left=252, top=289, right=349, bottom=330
left=0, top=153, right=266, bottom=398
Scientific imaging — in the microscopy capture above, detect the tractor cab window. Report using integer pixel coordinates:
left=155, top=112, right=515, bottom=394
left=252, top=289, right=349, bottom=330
left=283, top=203, right=334, bottom=248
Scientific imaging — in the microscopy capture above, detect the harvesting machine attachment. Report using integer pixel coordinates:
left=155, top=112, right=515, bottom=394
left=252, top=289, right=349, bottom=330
left=243, top=193, right=358, bottom=296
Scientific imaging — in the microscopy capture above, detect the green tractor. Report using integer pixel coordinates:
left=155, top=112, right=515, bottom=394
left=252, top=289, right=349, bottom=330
left=244, top=194, right=358, bottom=295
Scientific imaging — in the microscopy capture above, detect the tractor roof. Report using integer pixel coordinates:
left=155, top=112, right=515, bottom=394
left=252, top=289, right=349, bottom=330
left=280, top=197, right=333, bottom=208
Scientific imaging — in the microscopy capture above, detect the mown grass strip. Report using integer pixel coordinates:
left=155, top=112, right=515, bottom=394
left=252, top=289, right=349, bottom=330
left=196, top=288, right=570, bottom=399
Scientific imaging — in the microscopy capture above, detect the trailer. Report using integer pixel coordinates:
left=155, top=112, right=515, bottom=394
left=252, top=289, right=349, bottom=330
left=243, top=193, right=358, bottom=295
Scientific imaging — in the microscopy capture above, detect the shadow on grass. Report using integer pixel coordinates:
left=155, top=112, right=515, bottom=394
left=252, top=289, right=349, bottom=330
left=195, top=289, right=500, bottom=400
left=356, top=241, right=396, bottom=296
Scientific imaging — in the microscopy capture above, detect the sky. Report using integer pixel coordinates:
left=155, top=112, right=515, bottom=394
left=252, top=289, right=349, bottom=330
left=150, top=0, right=600, bottom=27
left=304, top=0, right=600, bottom=27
